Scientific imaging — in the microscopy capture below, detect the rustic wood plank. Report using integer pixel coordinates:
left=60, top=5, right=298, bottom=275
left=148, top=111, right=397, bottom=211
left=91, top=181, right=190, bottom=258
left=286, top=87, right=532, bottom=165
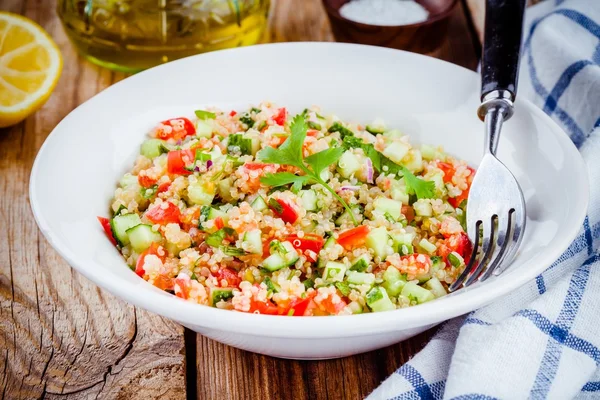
left=195, top=1, right=478, bottom=399
left=0, top=1, right=187, bottom=399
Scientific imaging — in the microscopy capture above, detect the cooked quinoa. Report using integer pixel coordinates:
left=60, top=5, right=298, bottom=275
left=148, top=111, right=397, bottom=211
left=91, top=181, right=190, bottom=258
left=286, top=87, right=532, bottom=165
left=98, top=102, right=475, bottom=316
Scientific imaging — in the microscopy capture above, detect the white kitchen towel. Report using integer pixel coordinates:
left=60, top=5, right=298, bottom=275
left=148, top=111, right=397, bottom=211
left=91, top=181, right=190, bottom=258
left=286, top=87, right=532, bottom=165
left=368, top=1, right=600, bottom=399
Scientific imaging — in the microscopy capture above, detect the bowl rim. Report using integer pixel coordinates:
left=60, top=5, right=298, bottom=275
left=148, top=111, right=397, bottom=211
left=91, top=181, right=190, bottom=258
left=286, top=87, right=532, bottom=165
left=30, top=42, right=589, bottom=339
left=321, top=0, right=459, bottom=29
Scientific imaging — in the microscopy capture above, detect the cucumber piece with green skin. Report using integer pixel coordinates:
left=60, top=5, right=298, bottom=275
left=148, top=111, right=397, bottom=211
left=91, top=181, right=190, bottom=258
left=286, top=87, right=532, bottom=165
left=420, top=144, right=437, bottom=160
left=199, top=206, right=227, bottom=231
left=317, top=235, right=337, bottom=268
left=350, top=254, right=370, bottom=272
left=383, top=129, right=403, bottom=139
left=365, top=122, right=385, bottom=135
left=424, top=277, right=447, bottom=298
left=242, top=229, right=262, bottom=254
left=126, top=224, right=162, bottom=253
left=382, top=265, right=406, bottom=296
left=401, top=282, right=435, bottom=304
left=366, top=286, right=395, bottom=312
left=263, top=241, right=299, bottom=271
left=227, top=134, right=252, bottom=155
left=419, top=238, right=437, bottom=254
left=391, top=187, right=410, bottom=205
left=322, top=261, right=346, bottom=282
left=382, top=141, right=410, bottom=165
left=347, top=301, right=363, bottom=314
left=346, top=271, right=375, bottom=286
left=373, top=197, right=403, bottom=221
left=196, top=120, right=213, bottom=138
left=141, top=139, right=168, bottom=159
left=299, top=189, right=318, bottom=211
left=210, top=288, right=234, bottom=306
left=110, top=214, right=142, bottom=246
left=448, top=252, right=465, bottom=268
left=251, top=195, right=268, bottom=211
left=413, top=200, right=433, bottom=217
left=188, top=181, right=216, bottom=206
left=250, top=137, right=261, bottom=156
left=337, top=150, right=361, bottom=178
left=217, top=177, right=233, bottom=202
left=335, top=206, right=364, bottom=226
left=366, top=227, right=392, bottom=260
left=120, top=173, right=138, bottom=189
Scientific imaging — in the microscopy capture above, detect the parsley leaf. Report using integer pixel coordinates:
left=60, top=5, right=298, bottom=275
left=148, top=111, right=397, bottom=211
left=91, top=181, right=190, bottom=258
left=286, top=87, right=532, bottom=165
left=257, top=114, right=358, bottom=225
left=401, top=166, right=435, bottom=199
left=328, top=122, right=354, bottom=139
left=341, top=136, right=402, bottom=175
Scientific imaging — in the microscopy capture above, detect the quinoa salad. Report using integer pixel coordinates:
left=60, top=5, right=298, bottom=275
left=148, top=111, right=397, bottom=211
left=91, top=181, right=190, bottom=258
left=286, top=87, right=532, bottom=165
left=98, top=103, right=475, bottom=316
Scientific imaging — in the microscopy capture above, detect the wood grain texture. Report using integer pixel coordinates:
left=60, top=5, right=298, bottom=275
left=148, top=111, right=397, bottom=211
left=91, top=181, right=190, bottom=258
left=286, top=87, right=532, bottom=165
left=0, top=1, right=186, bottom=399
left=194, top=1, right=478, bottom=400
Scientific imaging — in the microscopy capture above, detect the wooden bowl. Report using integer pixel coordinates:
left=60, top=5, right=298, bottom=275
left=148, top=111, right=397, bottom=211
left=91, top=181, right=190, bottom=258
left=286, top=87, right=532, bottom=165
left=322, top=0, right=458, bottom=54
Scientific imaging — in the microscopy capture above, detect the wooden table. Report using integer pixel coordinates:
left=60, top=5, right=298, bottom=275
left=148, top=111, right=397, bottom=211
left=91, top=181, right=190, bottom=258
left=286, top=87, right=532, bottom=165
left=0, top=0, right=480, bottom=398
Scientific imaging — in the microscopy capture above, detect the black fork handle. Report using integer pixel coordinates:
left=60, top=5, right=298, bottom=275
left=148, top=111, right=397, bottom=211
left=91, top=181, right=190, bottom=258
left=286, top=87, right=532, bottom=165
left=480, top=0, right=526, bottom=101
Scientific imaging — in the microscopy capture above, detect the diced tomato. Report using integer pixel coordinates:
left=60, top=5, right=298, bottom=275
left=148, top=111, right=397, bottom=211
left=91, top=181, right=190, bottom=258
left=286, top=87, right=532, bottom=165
left=215, top=267, right=241, bottom=288
left=402, top=205, right=415, bottom=223
left=316, top=295, right=347, bottom=315
left=307, top=129, right=320, bottom=137
left=97, top=216, right=117, bottom=246
left=269, top=198, right=299, bottom=224
left=448, top=191, right=468, bottom=208
left=145, top=201, right=181, bottom=225
left=154, top=274, right=174, bottom=291
left=135, top=242, right=163, bottom=277
left=262, top=240, right=272, bottom=258
left=439, top=232, right=473, bottom=265
left=157, top=182, right=171, bottom=193
left=167, top=149, right=195, bottom=175
left=174, top=276, right=192, bottom=300
left=214, top=216, right=225, bottom=230
left=273, top=107, right=287, bottom=126
left=248, top=298, right=279, bottom=315
left=337, top=225, right=370, bottom=250
left=156, top=117, right=196, bottom=141
left=285, top=293, right=316, bottom=316
left=286, top=234, right=324, bottom=262
left=138, top=174, right=157, bottom=188
left=229, top=110, right=237, bottom=117
left=437, top=161, right=456, bottom=184
left=244, top=162, right=271, bottom=170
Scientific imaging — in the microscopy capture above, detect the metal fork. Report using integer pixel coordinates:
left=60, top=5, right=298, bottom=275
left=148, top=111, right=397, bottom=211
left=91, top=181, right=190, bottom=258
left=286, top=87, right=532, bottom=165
left=448, top=0, right=527, bottom=292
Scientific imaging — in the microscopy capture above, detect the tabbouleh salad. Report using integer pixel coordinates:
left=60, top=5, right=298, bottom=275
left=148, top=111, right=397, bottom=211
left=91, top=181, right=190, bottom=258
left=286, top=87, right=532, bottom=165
left=98, top=102, right=475, bottom=316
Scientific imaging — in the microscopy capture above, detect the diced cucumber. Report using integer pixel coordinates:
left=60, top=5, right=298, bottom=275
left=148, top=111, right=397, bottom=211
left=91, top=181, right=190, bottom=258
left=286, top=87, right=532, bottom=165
left=366, top=227, right=392, bottom=260
left=262, top=253, right=287, bottom=272
left=366, top=119, right=385, bottom=135
left=320, top=169, right=331, bottom=182
left=251, top=195, right=268, bottom=211
left=120, top=173, right=138, bottom=189
left=188, top=181, right=216, bottom=206
left=391, top=186, right=410, bottom=205
left=126, top=224, right=162, bottom=253
left=307, top=120, right=322, bottom=130
left=350, top=254, right=370, bottom=272
left=210, top=288, right=234, bottom=306
left=264, top=276, right=280, bottom=293
left=337, top=150, right=361, bottom=178
left=421, top=144, right=446, bottom=161
left=317, top=235, right=337, bottom=268
left=382, top=265, right=406, bottom=296
left=347, top=301, right=363, bottom=314
left=382, top=141, right=410, bottom=165
left=347, top=271, right=375, bottom=286
left=403, top=149, right=423, bottom=173
left=227, top=134, right=252, bottom=155
left=199, top=206, right=227, bottom=231
left=424, top=277, right=447, bottom=298
left=335, top=206, right=363, bottom=226
left=250, top=137, right=261, bottom=155
left=366, top=286, right=395, bottom=312
left=322, top=261, right=346, bottom=282
left=401, top=282, right=435, bottom=304
left=413, top=200, right=433, bottom=217
left=383, top=129, right=403, bottom=139
left=217, top=177, right=233, bottom=202
left=141, top=139, right=168, bottom=159
left=110, top=214, right=142, bottom=246
left=196, top=120, right=213, bottom=138
left=299, top=189, right=318, bottom=211
left=209, top=145, right=223, bottom=161
left=373, top=197, right=403, bottom=221
left=391, top=232, right=416, bottom=248
left=242, top=229, right=262, bottom=254
left=419, top=238, right=437, bottom=255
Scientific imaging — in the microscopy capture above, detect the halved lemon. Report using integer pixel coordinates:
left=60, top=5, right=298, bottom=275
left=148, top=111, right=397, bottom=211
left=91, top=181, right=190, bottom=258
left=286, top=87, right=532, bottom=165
left=0, top=12, right=62, bottom=128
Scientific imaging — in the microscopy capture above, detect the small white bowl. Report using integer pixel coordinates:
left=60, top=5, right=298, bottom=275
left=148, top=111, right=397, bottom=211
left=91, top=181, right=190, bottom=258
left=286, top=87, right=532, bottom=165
left=30, top=43, right=588, bottom=360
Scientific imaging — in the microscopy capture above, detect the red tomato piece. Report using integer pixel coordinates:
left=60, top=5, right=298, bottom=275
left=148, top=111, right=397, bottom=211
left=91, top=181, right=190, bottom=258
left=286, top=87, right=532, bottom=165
left=174, top=276, right=192, bottom=300
left=157, top=182, right=171, bottom=193
left=317, top=296, right=347, bottom=315
left=167, top=149, right=195, bottom=175
left=402, top=205, right=415, bottom=223
left=307, top=129, right=320, bottom=137
left=286, top=234, right=324, bottom=262
left=337, top=225, right=370, bottom=250
left=437, top=161, right=456, bottom=184
left=244, top=162, right=271, bottom=170
left=286, top=293, right=316, bottom=316
left=145, top=201, right=181, bottom=225
left=135, top=242, right=163, bottom=277
left=154, top=274, right=174, bottom=291
left=215, top=267, right=241, bottom=288
left=229, top=110, right=237, bottom=117
left=249, top=298, right=279, bottom=315
left=214, top=216, right=225, bottom=230
left=273, top=107, right=287, bottom=126
left=156, top=117, right=195, bottom=140
left=138, top=174, right=157, bottom=188
left=269, top=198, right=298, bottom=224
left=97, top=216, right=117, bottom=246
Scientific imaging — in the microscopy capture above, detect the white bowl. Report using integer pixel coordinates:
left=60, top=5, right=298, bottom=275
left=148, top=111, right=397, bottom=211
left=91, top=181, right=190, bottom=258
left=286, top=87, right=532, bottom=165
left=30, top=43, right=588, bottom=360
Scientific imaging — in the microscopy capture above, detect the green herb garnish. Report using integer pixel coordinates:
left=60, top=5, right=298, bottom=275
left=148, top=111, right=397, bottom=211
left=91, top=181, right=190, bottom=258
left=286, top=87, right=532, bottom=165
left=140, top=185, right=158, bottom=199
left=258, top=115, right=357, bottom=224
left=239, top=113, right=255, bottom=129
left=206, top=227, right=236, bottom=248
left=401, top=166, right=435, bottom=200
left=195, top=110, right=216, bottom=120
left=328, top=121, right=354, bottom=139
left=307, top=121, right=322, bottom=130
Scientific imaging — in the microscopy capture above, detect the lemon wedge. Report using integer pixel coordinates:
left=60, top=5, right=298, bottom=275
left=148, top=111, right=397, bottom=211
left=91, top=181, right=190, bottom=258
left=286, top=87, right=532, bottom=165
left=0, top=12, right=62, bottom=128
